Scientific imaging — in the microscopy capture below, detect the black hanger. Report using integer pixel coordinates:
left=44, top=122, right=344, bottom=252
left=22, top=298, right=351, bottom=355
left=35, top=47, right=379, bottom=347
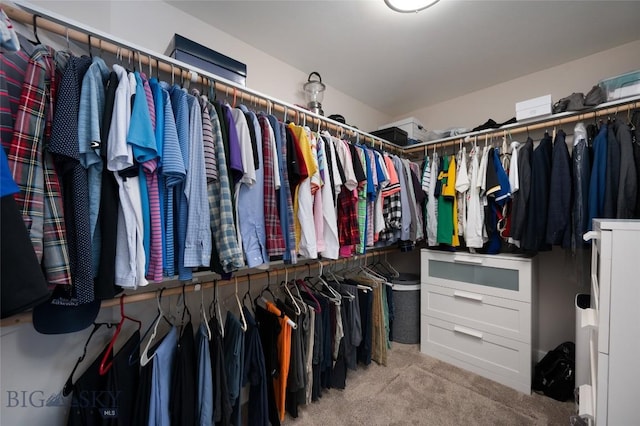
left=177, top=283, right=192, bottom=336
left=31, top=14, right=41, bottom=45
left=242, top=274, right=253, bottom=311
left=261, top=270, right=277, bottom=300
left=62, top=322, right=117, bottom=396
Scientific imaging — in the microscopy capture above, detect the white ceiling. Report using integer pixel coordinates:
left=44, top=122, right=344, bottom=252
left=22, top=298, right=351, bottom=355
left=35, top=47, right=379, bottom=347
left=167, top=0, right=640, bottom=118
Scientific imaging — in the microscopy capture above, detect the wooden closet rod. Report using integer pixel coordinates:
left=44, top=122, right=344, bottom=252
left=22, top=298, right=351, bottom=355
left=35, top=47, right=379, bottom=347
left=404, top=96, right=640, bottom=155
left=3, top=2, right=404, bottom=154
left=0, top=247, right=399, bottom=327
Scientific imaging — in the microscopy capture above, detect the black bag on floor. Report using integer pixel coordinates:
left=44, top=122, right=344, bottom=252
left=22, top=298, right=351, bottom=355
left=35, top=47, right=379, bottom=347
left=532, top=341, right=575, bottom=401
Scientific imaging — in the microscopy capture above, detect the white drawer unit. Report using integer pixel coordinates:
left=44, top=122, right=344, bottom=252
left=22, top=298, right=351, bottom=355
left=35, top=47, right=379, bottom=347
left=579, top=220, right=640, bottom=426
left=420, top=249, right=537, bottom=395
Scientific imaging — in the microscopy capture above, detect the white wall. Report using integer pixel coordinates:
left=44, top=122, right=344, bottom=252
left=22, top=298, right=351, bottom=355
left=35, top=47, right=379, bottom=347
left=402, top=39, right=640, bottom=131
left=25, top=0, right=390, bottom=132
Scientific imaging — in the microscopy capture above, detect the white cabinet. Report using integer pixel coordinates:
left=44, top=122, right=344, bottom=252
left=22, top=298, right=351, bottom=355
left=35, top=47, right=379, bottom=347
left=579, top=220, right=640, bottom=426
left=420, top=249, right=537, bottom=394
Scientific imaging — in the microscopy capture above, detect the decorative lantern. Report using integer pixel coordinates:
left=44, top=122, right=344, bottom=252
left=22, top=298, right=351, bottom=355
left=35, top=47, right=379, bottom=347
left=303, top=72, right=326, bottom=116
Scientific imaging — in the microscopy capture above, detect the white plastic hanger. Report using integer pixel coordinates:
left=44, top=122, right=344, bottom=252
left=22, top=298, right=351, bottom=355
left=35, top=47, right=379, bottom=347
left=199, top=284, right=212, bottom=341
left=140, top=290, right=173, bottom=367
left=235, top=277, right=248, bottom=332
left=283, top=278, right=302, bottom=316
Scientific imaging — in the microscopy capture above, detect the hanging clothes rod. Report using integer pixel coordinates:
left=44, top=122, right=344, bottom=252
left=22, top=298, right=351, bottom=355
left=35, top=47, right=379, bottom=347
left=3, top=1, right=404, bottom=154
left=0, top=247, right=399, bottom=327
left=404, top=95, right=640, bottom=156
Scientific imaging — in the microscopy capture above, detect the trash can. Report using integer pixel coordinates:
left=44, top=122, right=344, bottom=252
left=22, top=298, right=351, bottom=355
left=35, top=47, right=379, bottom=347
left=390, top=273, right=421, bottom=344
left=575, top=293, right=591, bottom=388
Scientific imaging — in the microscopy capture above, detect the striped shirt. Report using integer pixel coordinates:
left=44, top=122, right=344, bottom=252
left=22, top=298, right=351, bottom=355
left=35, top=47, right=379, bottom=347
left=184, top=93, right=212, bottom=268
left=168, top=85, right=191, bottom=281
left=159, top=82, right=186, bottom=278
left=192, top=89, right=217, bottom=182
left=141, top=75, right=163, bottom=282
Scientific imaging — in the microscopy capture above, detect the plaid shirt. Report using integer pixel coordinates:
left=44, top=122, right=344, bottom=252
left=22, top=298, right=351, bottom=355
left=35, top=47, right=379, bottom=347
left=259, top=115, right=285, bottom=257
left=269, top=117, right=297, bottom=264
left=5, top=45, right=71, bottom=286
left=1, top=44, right=29, bottom=147
left=379, top=192, right=402, bottom=242
left=337, top=186, right=360, bottom=247
left=207, top=102, right=244, bottom=272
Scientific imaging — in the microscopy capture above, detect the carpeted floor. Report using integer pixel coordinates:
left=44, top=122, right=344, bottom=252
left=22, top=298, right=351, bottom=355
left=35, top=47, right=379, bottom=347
left=284, top=343, right=575, bottom=425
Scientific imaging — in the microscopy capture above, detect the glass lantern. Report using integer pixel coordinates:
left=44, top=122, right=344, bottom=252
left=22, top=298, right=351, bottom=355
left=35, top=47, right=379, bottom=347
left=303, top=72, right=326, bottom=116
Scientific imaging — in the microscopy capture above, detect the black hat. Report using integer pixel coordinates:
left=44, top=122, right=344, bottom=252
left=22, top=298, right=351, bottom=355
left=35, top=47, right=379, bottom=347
left=32, top=286, right=100, bottom=334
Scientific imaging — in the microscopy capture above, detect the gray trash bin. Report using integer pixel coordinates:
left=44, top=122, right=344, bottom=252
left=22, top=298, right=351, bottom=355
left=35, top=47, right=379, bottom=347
left=575, top=293, right=591, bottom=388
left=390, top=273, right=420, bottom=344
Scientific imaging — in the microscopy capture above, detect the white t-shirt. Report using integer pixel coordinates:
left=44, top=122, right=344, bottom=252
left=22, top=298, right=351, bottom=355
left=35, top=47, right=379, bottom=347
left=464, top=146, right=484, bottom=249
left=108, top=65, right=147, bottom=288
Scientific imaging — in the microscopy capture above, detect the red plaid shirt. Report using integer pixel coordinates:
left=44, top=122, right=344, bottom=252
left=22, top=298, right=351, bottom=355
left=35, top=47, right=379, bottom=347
left=4, top=46, right=71, bottom=286
left=337, top=186, right=360, bottom=247
left=259, top=115, right=285, bottom=257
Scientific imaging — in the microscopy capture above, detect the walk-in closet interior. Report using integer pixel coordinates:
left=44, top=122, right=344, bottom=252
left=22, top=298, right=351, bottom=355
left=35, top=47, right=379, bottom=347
left=1, top=1, right=640, bottom=425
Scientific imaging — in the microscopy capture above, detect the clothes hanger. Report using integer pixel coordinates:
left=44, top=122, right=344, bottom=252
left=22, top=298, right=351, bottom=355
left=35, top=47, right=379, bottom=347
left=260, top=269, right=278, bottom=301
left=62, top=321, right=117, bottom=396
left=29, top=14, right=42, bottom=45
left=242, top=274, right=254, bottom=313
left=174, top=283, right=192, bottom=337
left=297, top=276, right=322, bottom=313
left=140, top=289, right=174, bottom=367
left=234, top=277, right=248, bottom=332
left=309, top=262, right=342, bottom=305
left=213, top=279, right=224, bottom=338
left=320, top=261, right=355, bottom=301
left=282, top=270, right=302, bottom=316
left=290, top=278, right=308, bottom=314
left=200, top=284, right=212, bottom=341
left=99, top=295, right=142, bottom=375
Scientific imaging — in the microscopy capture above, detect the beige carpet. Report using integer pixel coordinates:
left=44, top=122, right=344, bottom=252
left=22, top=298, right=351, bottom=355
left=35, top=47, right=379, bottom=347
left=284, top=343, right=575, bottom=425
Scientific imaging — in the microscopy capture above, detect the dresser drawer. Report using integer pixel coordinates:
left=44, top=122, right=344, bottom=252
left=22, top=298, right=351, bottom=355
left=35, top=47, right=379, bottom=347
left=421, top=250, right=533, bottom=303
left=421, top=315, right=532, bottom=394
left=421, top=283, right=531, bottom=343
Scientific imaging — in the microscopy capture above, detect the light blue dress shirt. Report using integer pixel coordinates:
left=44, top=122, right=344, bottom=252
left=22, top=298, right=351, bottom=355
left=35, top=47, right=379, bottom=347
left=77, top=56, right=109, bottom=273
left=235, top=106, right=268, bottom=268
left=197, top=323, right=213, bottom=426
left=148, top=326, right=178, bottom=426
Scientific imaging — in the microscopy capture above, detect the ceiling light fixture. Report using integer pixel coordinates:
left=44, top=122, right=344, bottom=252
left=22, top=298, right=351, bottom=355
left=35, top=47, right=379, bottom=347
left=385, top=0, right=440, bottom=13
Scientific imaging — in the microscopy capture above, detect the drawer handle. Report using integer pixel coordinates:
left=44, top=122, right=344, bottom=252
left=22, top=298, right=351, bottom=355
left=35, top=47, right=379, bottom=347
left=453, top=325, right=483, bottom=340
left=583, top=231, right=599, bottom=242
left=453, top=256, right=484, bottom=265
left=453, top=291, right=483, bottom=302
